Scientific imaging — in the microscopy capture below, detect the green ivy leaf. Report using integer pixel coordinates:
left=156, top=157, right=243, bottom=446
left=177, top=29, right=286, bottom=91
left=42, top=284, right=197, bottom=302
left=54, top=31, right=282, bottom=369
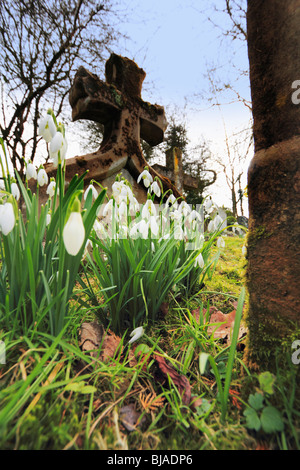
left=248, top=392, right=264, bottom=411
left=244, top=407, right=261, bottom=431
left=258, top=371, right=276, bottom=395
left=260, top=406, right=284, bottom=434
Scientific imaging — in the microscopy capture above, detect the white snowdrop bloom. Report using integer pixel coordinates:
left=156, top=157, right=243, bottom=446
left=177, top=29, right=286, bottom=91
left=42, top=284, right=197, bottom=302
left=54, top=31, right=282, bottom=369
left=38, top=114, right=57, bottom=143
left=217, top=236, right=225, bottom=248
left=93, top=219, right=107, bottom=239
left=194, top=252, right=205, bottom=269
left=170, top=209, right=182, bottom=222
left=26, top=162, right=37, bottom=180
left=208, top=219, right=215, bottom=232
left=103, top=199, right=114, bottom=217
left=188, top=209, right=202, bottom=223
left=63, top=212, right=85, bottom=256
left=179, top=201, right=191, bottom=217
left=46, top=212, right=51, bottom=226
left=136, top=219, right=149, bottom=239
left=204, top=197, right=214, bottom=213
left=214, top=214, right=223, bottom=229
left=128, top=326, right=144, bottom=344
left=150, top=180, right=161, bottom=198
left=46, top=181, right=58, bottom=198
left=129, top=196, right=140, bottom=216
left=11, top=182, right=20, bottom=201
left=112, top=181, right=129, bottom=203
left=37, top=168, right=49, bottom=187
left=117, top=200, right=128, bottom=219
left=174, top=224, right=184, bottom=240
left=0, top=202, right=15, bottom=235
left=84, top=184, right=98, bottom=201
left=50, top=131, right=68, bottom=165
left=165, top=193, right=178, bottom=210
left=137, top=169, right=153, bottom=188
left=142, top=199, right=157, bottom=220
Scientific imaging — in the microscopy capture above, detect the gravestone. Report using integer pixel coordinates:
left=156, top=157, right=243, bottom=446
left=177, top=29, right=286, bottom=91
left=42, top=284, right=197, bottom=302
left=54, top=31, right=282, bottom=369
left=44, top=53, right=183, bottom=203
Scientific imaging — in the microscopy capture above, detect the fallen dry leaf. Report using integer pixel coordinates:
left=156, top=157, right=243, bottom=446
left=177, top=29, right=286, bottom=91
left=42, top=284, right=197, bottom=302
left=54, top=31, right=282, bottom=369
left=153, top=354, right=191, bottom=405
left=192, top=306, right=247, bottom=344
left=79, top=321, right=122, bottom=361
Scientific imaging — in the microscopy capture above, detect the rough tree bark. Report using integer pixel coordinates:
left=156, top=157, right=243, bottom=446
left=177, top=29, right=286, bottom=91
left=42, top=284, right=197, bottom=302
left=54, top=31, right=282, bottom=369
left=246, top=0, right=300, bottom=370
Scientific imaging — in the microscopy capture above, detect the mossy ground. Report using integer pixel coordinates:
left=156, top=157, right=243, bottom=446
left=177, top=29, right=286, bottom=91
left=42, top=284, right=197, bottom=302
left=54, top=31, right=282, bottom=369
left=1, top=236, right=299, bottom=450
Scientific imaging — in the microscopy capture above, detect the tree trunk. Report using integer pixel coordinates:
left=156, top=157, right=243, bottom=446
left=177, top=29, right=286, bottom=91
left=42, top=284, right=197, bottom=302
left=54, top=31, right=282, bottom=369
left=246, top=0, right=300, bottom=370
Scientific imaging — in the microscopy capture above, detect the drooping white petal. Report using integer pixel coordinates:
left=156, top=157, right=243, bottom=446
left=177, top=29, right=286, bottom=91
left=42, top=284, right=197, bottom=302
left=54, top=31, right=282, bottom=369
left=150, top=180, right=161, bottom=198
left=38, top=114, right=56, bottom=143
left=137, top=170, right=153, bottom=188
left=37, top=168, right=49, bottom=187
left=84, top=184, right=98, bottom=201
left=194, top=252, right=205, bottom=269
left=26, top=163, right=37, bottom=180
left=63, top=212, right=85, bottom=256
left=0, top=202, right=15, bottom=235
left=46, top=181, right=58, bottom=198
left=217, top=236, right=225, bottom=248
left=128, top=326, right=144, bottom=344
left=11, top=182, right=20, bottom=200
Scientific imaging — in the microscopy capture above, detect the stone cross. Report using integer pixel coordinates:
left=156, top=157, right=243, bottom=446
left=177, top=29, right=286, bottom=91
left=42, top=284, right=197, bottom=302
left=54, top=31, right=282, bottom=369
left=45, top=53, right=182, bottom=200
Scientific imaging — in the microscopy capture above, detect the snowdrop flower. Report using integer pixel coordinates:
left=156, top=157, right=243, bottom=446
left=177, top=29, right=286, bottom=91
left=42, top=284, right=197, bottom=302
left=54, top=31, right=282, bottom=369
left=149, top=180, right=161, bottom=198
left=142, top=199, right=157, bottom=219
left=0, top=202, right=15, bottom=235
left=50, top=131, right=67, bottom=166
left=179, top=201, right=191, bottom=217
left=46, top=180, right=58, bottom=198
left=93, top=219, right=107, bottom=240
left=217, top=236, right=225, bottom=248
left=165, top=193, right=178, bottom=210
left=38, top=114, right=56, bottom=143
left=117, top=200, right=128, bottom=220
left=137, top=169, right=153, bottom=188
left=11, top=182, right=20, bottom=201
left=204, top=197, right=214, bottom=213
left=37, top=168, right=48, bottom=187
left=194, top=252, right=205, bottom=269
left=46, top=212, right=51, bottom=226
left=112, top=181, right=129, bottom=203
left=63, top=199, right=85, bottom=256
left=129, top=196, right=140, bottom=216
left=208, top=219, right=215, bottom=232
left=26, top=162, right=37, bottom=180
left=214, top=214, right=223, bottom=229
left=84, top=184, right=98, bottom=201
left=103, top=198, right=114, bottom=217
left=128, top=326, right=144, bottom=344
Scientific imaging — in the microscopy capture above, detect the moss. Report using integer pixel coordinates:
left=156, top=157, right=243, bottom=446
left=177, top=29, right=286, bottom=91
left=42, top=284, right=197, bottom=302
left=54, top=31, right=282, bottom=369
left=246, top=225, right=274, bottom=250
left=244, top=303, right=300, bottom=372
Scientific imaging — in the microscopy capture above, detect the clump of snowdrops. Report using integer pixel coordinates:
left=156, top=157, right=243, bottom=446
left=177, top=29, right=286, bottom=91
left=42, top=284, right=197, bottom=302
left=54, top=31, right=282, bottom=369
left=80, top=169, right=226, bottom=334
left=0, top=109, right=106, bottom=336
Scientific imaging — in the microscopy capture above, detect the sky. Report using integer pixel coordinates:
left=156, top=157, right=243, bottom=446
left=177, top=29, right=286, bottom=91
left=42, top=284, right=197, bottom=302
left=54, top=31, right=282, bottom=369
left=68, top=0, right=252, bottom=214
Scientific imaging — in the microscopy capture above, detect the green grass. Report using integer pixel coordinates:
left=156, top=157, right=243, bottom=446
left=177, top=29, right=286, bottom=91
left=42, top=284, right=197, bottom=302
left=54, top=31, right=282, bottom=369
left=0, top=235, right=299, bottom=450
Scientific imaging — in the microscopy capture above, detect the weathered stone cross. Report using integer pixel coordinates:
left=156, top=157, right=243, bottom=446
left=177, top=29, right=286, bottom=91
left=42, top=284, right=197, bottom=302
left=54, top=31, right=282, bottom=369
left=46, top=53, right=182, bottom=199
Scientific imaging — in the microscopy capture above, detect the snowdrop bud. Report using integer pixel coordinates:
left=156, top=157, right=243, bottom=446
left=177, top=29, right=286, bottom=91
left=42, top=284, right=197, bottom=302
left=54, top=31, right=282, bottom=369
left=128, top=326, right=144, bottom=344
left=38, top=114, right=57, bottom=143
left=37, top=168, right=49, bottom=187
left=26, top=162, right=37, bottom=180
left=46, top=180, right=57, bottom=198
left=11, top=182, right=20, bottom=201
left=84, top=184, right=98, bottom=201
left=217, top=236, right=225, bottom=248
left=0, top=202, right=15, bottom=235
left=194, top=252, right=205, bottom=269
left=46, top=212, right=51, bottom=226
left=214, top=214, right=223, bottom=229
left=63, top=199, right=85, bottom=256
left=150, top=180, right=161, bottom=198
